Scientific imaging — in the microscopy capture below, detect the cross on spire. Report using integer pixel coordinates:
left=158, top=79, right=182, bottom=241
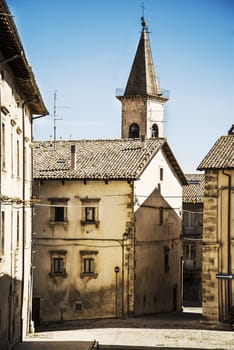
left=141, top=1, right=145, bottom=18
left=140, top=1, right=148, bottom=30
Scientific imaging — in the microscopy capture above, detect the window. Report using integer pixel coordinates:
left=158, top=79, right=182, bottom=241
left=84, top=258, right=94, bottom=273
left=80, top=197, right=100, bottom=227
left=49, top=197, right=69, bottom=225
left=183, top=243, right=196, bottom=269
left=85, top=207, right=95, bottom=223
left=160, top=167, right=164, bottom=181
left=17, top=140, right=20, bottom=177
left=1, top=123, right=6, bottom=170
left=0, top=212, right=5, bottom=256
left=151, top=123, right=158, bottom=138
left=159, top=207, right=163, bottom=225
left=129, top=123, right=140, bottom=138
left=16, top=211, right=20, bottom=247
left=184, top=243, right=195, bottom=260
left=49, top=250, right=67, bottom=277
left=55, top=206, right=65, bottom=221
left=164, top=247, right=169, bottom=273
left=80, top=250, right=98, bottom=278
left=11, top=133, right=14, bottom=176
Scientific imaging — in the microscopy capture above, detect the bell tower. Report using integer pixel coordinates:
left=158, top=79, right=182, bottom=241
left=117, top=17, right=169, bottom=139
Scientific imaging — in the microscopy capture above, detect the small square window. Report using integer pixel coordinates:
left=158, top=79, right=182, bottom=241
left=75, top=302, right=82, bottom=311
left=48, top=197, right=69, bottom=225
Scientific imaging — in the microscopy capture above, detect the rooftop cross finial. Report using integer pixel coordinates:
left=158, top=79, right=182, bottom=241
left=140, top=1, right=148, bottom=30
left=141, top=1, right=145, bottom=17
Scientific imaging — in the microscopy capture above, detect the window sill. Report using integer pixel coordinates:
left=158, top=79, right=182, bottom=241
left=49, top=220, right=68, bottom=227
left=49, top=272, right=67, bottom=278
left=80, top=272, right=98, bottom=279
left=80, top=220, right=100, bottom=228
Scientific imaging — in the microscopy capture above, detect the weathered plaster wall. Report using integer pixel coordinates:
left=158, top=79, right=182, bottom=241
left=33, top=179, right=134, bottom=321
left=134, top=188, right=182, bottom=315
left=0, top=65, right=33, bottom=347
left=134, top=150, right=183, bottom=315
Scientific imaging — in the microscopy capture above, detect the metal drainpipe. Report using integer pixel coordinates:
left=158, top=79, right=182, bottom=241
left=21, top=100, right=33, bottom=340
left=222, top=170, right=232, bottom=320
left=20, top=102, right=26, bottom=341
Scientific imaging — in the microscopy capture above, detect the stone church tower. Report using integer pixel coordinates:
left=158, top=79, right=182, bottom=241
left=117, top=17, right=169, bottom=139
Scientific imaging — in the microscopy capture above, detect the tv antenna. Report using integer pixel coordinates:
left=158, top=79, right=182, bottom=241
left=52, top=90, right=69, bottom=149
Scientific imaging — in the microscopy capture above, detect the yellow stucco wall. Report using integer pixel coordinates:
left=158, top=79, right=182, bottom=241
left=33, top=179, right=133, bottom=321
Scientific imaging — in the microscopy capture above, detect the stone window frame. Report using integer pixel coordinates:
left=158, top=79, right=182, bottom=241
left=48, top=197, right=69, bottom=227
left=49, top=250, right=67, bottom=278
left=79, top=197, right=100, bottom=228
left=80, top=250, right=98, bottom=279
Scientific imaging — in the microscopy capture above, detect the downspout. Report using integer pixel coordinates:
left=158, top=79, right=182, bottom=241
left=30, top=113, right=48, bottom=330
left=20, top=101, right=26, bottom=341
left=222, top=170, right=232, bottom=320
left=21, top=100, right=34, bottom=340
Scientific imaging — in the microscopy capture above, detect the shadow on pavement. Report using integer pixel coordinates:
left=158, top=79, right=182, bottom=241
left=35, top=309, right=230, bottom=333
left=13, top=340, right=96, bottom=350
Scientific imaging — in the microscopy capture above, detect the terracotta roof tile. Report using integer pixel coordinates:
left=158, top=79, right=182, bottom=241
left=183, top=174, right=204, bottom=203
left=33, top=139, right=187, bottom=184
left=198, top=135, right=234, bottom=170
left=33, top=139, right=165, bottom=180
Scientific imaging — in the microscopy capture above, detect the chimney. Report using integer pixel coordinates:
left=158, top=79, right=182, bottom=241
left=228, top=124, right=234, bottom=135
left=71, top=145, right=76, bottom=170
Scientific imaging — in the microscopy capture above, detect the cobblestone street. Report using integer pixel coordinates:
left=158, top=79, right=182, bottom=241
left=13, top=308, right=234, bottom=350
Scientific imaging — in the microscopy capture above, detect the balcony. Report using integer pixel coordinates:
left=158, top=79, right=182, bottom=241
left=115, top=88, right=170, bottom=99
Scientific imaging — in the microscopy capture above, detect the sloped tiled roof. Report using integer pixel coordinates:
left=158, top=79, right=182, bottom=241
left=33, top=139, right=187, bottom=184
left=198, top=135, right=234, bottom=170
left=183, top=174, right=204, bottom=204
left=0, top=0, right=48, bottom=115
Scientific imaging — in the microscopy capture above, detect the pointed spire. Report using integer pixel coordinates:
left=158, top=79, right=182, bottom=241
left=124, top=17, right=160, bottom=96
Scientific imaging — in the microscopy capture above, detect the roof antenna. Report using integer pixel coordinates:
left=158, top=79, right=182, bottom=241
left=52, top=90, right=69, bottom=149
left=53, top=90, right=62, bottom=150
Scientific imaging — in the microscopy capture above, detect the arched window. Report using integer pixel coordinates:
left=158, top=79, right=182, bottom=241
left=151, top=123, right=158, bottom=138
left=129, top=123, right=140, bottom=138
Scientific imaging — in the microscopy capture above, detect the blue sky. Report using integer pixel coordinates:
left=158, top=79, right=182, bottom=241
left=7, top=0, right=234, bottom=173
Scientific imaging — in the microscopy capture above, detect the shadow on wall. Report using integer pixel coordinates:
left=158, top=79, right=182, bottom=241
left=0, top=274, right=22, bottom=350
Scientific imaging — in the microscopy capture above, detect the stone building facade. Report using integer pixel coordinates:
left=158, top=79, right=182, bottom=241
left=32, top=139, right=186, bottom=323
left=198, top=125, right=234, bottom=322
left=182, top=174, right=204, bottom=306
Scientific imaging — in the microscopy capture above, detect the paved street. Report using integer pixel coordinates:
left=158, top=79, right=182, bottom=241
left=13, top=308, right=234, bottom=350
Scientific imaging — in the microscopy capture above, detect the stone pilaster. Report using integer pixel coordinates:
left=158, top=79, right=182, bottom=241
left=202, top=170, right=220, bottom=321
